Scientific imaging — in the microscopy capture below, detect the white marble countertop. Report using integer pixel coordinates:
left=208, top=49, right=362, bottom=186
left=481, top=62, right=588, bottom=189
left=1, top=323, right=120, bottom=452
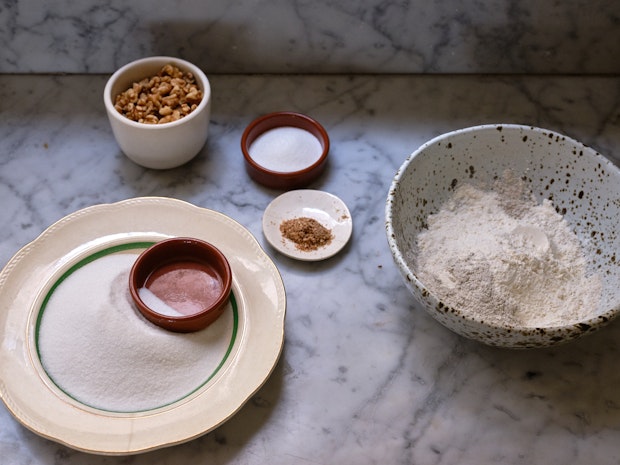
left=4, top=0, right=620, bottom=74
left=1, top=74, right=620, bottom=464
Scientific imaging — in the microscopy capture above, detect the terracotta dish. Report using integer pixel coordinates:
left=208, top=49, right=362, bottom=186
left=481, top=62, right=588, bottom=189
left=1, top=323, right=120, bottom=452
left=129, top=237, right=232, bottom=332
left=241, top=111, right=330, bottom=189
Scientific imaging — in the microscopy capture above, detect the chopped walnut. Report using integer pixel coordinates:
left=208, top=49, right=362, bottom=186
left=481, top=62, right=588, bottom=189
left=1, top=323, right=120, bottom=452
left=114, top=64, right=203, bottom=124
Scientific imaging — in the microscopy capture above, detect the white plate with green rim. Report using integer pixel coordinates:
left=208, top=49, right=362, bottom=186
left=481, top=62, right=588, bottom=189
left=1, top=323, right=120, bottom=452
left=0, top=197, right=286, bottom=455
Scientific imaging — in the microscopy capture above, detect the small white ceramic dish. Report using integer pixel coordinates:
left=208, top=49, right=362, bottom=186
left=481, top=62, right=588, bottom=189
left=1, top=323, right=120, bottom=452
left=263, top=189, right=352, bottom=261
left=103, top=56, right=211, bottom=169
left=0, top=197, right=286, bottom=455
left=386, top=124, right=620, bottom=349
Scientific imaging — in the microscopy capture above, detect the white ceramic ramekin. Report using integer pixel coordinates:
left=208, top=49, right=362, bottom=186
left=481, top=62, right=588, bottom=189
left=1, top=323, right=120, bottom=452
left=104, top=56, right=211, bottom=169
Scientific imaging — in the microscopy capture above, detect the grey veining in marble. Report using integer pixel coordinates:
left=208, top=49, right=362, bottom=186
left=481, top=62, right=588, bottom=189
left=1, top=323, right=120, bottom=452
left=1, top=73, right=620, bottom=464
left=2, top=0, right=620, bottom=74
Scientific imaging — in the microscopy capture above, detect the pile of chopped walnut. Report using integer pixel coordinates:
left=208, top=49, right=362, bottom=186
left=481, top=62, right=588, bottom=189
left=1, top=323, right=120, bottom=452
left=114, top=64, right=203, bottom=124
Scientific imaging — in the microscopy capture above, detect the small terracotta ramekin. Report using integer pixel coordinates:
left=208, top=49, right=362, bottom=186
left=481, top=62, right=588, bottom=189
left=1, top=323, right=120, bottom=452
left=241, top=111, right=330, bottom=189
left=129, top=237, right=232, bottom=332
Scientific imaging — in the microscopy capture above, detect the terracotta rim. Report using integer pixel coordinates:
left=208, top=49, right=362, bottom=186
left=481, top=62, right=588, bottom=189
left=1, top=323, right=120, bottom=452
left=128, top=237, right=232, bottom=332
left=240, top=111, right=330, bottom=188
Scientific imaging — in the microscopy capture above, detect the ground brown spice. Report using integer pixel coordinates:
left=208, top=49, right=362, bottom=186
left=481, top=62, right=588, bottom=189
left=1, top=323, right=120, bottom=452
left=280, top=217, right=333, bottom=251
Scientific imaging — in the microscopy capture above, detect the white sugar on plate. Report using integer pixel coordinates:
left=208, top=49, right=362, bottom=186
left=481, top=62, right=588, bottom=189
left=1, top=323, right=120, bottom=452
left=249, top=126, right=323, bottom=172
left=37, top=253, right=234, bottom=412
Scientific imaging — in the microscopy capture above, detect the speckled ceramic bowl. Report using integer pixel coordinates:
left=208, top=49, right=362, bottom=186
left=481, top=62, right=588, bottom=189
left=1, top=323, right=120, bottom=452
left=386, top=124, right=620, bottom=348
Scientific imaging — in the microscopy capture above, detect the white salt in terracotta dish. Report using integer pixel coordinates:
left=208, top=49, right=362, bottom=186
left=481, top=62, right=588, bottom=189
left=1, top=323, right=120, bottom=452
left=241, top=112, right=330, bottom=189
left=262, top=189, right=352, bottom=261
left=0, top=197, right=286, bottom=455
left=385, top=124, right=620, bottom=349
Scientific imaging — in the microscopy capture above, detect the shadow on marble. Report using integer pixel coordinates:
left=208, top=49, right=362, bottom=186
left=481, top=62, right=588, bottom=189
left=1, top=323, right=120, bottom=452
left=138, top=6, right=620, bottom=75
left=461, top=319, right=620, bottom=430
left=185, top=351, right=287, bottom=454
left=147, top=20, right=276, bottom=75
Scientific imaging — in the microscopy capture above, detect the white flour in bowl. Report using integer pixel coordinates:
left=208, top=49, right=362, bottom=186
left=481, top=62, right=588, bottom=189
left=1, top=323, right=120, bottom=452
left=415, top=172, right=601, bottom=327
